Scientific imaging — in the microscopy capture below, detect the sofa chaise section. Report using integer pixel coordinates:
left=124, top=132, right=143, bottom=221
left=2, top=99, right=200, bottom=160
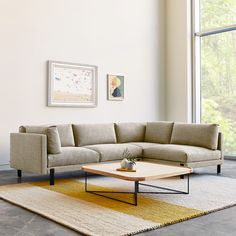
left=143, top=144, right=221, bottom=163
left=143, top=123, right=223, bottom=173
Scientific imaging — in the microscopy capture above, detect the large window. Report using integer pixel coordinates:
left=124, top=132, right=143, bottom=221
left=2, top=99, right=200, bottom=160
left=194, top=0, right=236, bottom=155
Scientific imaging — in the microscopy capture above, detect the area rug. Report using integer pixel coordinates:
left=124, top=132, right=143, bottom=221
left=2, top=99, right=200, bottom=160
left=0, top=175, right=236, bottom=236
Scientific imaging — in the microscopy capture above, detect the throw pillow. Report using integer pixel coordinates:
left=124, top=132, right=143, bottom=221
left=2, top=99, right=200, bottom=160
left=46, top=126, right=62, bottom=154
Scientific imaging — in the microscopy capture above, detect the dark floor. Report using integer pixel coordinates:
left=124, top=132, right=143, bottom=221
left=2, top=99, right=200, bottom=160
left=0, top=160, right=236, bottom=236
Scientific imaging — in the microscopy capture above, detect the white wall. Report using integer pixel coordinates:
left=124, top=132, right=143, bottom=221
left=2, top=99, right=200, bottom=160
left=0, top=0, right=166, bottom=165
left=165, top=0, right=192, bottom=122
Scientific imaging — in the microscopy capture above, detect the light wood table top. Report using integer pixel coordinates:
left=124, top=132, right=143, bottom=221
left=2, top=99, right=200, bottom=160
left=81, top=161, right=192, bottom=181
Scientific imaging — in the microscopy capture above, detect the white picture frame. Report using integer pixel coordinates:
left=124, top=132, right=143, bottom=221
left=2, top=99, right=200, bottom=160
left=48, top=61, right=97, bottom=107
left=107, top=74, right=124, bottom=101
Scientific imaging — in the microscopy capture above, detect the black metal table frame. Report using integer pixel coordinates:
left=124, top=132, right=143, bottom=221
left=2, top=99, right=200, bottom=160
left=84, top=172, right=190, bottom=206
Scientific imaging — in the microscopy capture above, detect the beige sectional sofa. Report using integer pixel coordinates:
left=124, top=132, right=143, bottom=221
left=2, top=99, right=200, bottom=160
left=10, top=122, right=223, bottom=185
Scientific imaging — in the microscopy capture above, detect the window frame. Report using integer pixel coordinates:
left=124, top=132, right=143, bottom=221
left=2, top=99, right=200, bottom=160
left=192, top=0, right=236, bottom=157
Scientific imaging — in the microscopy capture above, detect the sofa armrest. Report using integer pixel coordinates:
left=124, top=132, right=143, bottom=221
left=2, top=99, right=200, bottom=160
left=217, top=132, right=224, bottom=160
left=10, top=133, right=47, bottom=174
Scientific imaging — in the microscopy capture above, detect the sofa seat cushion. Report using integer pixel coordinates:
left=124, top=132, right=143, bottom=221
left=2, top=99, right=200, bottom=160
left=143, top=144, right=221, bottom=163
left=48, top=147, right=100, bottom=167
left=84, top=144, right=142, bottom=162
left=129, top=142, right=158, bottom=149
left=115, top=122, right=146, bottom=143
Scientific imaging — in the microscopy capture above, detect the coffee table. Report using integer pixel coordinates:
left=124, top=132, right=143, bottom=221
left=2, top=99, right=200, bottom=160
left=81, top=162, right=192, bottom=206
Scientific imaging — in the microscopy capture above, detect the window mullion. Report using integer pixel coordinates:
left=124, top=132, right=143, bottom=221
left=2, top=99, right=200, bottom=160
left=195, top=24, right=236, bottom=37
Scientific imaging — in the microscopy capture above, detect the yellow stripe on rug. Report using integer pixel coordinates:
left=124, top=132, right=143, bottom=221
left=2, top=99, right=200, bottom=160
left=0, top=183, right=159, bottom=236
left=33, top=178, right=204, bottom=225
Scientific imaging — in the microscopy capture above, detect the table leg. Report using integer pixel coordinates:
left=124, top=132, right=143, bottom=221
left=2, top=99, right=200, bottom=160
left=85, top=172, right=88, bottom=192
left=187, top=174, right=189, bottom=194
left=134, top=181, right=139, bottom=206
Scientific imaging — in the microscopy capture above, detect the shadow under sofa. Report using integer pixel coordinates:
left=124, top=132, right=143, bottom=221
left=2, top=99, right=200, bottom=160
left=10, top=122, right=223, bottom=185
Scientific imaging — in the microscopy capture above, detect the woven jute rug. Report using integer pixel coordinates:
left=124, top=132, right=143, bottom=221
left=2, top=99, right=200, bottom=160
left=0, top=175, right=236, bottom=236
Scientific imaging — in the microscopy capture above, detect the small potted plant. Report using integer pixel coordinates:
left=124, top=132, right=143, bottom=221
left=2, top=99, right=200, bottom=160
left=120, top=148, right=131, bottom=169
left=120, top=148, right=136, bottom=170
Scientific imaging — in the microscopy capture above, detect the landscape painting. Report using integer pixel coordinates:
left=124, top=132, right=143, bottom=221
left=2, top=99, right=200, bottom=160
left=48, top=61, right=97, bottom=107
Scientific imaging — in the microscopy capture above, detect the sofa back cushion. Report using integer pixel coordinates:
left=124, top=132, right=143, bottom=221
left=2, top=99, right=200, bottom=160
left=144, top=121, right=174, bottom=144
left=170, top=123, right=219, bottom=150
left=115, top=122, right=146, bottom=143
left=19, top=124, right=75, bottom=147
left=56, top=124, right=75, bottom=147
left=73, top=123, right=117, bottom=146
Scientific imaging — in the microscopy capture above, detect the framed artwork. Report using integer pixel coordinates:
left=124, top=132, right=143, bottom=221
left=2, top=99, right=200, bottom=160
left=107, top=74, right=124, bottom=101
left=48, top=61, right=97, bottom=107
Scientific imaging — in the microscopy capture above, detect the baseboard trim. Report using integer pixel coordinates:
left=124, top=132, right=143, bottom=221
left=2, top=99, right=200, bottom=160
left=0, top=164, right=12, bottom=171
left=225, top=156, right=236, bottom=161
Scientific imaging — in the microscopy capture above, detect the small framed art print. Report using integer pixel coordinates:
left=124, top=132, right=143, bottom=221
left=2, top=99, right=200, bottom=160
left=107, top=74, right=124, bottom=101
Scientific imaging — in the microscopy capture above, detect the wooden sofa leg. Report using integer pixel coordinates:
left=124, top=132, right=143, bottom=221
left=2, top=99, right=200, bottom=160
left=50, top=169, right=55, bottom=185
left=217, top=165, right=221, bottom=174
left=17, top=170, right=22, bottom=178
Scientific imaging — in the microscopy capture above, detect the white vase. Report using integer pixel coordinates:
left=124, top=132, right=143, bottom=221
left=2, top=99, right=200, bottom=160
left=120, top=158, right=129, bottom=169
